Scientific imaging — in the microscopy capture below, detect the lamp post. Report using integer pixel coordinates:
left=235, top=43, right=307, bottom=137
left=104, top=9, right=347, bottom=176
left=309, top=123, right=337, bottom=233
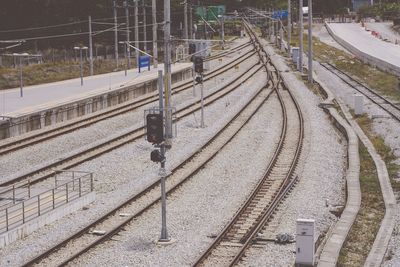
left=74, top=46, right=88, bottom=86
left=12, top=53, right=29, bottom=97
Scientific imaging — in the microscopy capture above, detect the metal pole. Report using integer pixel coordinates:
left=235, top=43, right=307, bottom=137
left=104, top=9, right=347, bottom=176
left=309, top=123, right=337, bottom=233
left=135, top=0, right=140, bottom=68
left=204, top=6, right=207, bottom=40
left=157, top=69, right=168, bottom=241
left=89, top=15, right=94, bottom=76
left=80, top=49, right=83, bottom=86
left=143, top=0, right=148, bottom=53
left=124, top=43, right=127, bottom=76
left=200, top=78, right=204, bottom=128
left=113, top=0, right=119, bottom=67
left=192, top=65, right=196, bottom=97
left=19, top=56, right=23, bottom=97
left=158, top=70, right=164, bottom=112
left=152, top=0, right=158, bottom=68
left=288, top=0, right=291, bottom=55
left=159, top=145, right=168, bottom=241
left=308, top=0, right=313, bottom=83
left=124, top=0, right=131, bottom=69
left=188, top=1, right=193, bottom=39
left=184, top=0, right=189, bottom=47
left=299, top=0, right=303, bottom=73
left=279, top=20, right=284, bottom=50
left=221, top=15, right=225, bottom=49
left=164, top=0, right=172, bottom=140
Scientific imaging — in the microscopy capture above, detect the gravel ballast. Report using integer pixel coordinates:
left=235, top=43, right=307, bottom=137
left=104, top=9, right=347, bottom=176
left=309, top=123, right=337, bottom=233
left=0, top=46, right=256, bottom=181
left=0, top=62, right=268, bottom=266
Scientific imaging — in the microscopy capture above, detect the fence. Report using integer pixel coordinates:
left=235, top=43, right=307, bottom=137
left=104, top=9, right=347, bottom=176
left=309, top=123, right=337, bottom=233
left=0, top=170, right=93, bottom=234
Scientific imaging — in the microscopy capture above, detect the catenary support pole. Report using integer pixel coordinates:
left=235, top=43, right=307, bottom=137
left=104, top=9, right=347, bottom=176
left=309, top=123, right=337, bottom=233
left=135, top=0, right=140, bottom=68
left=308, top=0, right=313, bottom=83
left=188, top=1, right=193, bottom=39
left=79, top=49, right=83, bottom=86
left=89, top=15, right=94, bottom=76
left=184, top=0, right=188, bottom=47
left=152, top=0, right=158, bottom=67
left=288, top=0, right=291, bottom=55
left=200, top=78, right=204, bottom=128
left=19, top=57, right=23, bottom=97
left=299, top=0, right=303, bottom=73
left=113, top=0, right=119, bottom=67
left=164, top=0, right=172, bottom=141
left=124, top=0, right=131, bottom=69
left=143, top=0, right=147, bottom=53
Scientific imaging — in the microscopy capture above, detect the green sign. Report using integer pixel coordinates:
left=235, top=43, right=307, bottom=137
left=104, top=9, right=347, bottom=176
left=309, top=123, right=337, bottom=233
left=195, top=5, right=226, bottom=22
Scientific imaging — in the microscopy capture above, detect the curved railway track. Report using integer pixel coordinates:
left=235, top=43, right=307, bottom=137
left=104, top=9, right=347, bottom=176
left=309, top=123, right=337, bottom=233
left=22, top=65, right=273, bottom=267
left=205, top=42, right=252, bottom=62
left=0, top=60, right=262, bottom=191
left=192, top=21, right=304, bottom=267
left=320, top=62, right=400, bottom=123
left=0, top=48, right=255, bottom=156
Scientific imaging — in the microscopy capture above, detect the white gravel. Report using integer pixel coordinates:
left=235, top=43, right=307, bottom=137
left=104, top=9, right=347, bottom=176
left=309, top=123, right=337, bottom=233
left=314, top=62, right=400, bottom=163
left=0, top=49, right=257, bottom=181
left=314, top=55, right=400, bottom=266
left=0, top=61, right=268, bottom=266
left=70, top=92, right=284, bottom=267
left=237, top=61, right=346, bottom=265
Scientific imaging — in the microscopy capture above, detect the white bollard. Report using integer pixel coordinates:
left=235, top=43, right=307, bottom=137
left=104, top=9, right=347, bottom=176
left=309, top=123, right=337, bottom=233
left=354, top=94, right=364, bottom=115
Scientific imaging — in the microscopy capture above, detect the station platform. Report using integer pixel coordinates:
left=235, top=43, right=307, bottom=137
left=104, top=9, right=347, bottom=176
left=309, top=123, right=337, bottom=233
left=0, top=63, right=192, bottom=139
left=326, top=22, right=400, bottom=76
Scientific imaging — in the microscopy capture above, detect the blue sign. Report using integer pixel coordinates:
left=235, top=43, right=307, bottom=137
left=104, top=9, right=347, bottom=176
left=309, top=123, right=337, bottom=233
left=272, top=10, right=288, bottom=20
left=139, top=55, right=151, bottom=73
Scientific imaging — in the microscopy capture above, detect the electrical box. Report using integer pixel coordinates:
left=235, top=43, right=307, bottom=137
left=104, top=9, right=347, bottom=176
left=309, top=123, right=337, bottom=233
left=296, top=219, right=315, bottom=266
left=291, top=47, right=300, bottom=64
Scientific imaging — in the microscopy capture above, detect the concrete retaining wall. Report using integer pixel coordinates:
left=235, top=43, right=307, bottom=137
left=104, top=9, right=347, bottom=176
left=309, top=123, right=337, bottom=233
left=325, top=22, right=400, bottom=77
left=0, top=67, right=192, bottom=139
left=0, top=191, right=95, bottom=248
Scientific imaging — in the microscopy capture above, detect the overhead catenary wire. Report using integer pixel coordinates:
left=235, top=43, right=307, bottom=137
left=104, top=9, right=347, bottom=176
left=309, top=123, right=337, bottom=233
left=0, top=21, right=165, bottom=43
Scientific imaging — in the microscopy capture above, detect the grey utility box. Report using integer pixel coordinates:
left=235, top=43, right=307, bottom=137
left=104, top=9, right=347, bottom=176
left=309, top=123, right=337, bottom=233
left=295, top=219, right=315, bottom=267
left=291, top=47, right=300, bottom=64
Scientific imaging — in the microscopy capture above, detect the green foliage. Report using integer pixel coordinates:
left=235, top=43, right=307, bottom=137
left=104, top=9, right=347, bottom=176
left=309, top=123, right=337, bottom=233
left=358, top=2, right=400, bottom=19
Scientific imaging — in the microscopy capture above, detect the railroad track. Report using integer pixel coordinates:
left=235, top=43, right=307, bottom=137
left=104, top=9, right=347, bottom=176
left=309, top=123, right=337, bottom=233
left=0, top=61, right=263, bottom=191
left=192, top=20, right=304, bottom=267
left=205, top=41, right=252, bottom=62
left=22, top=66, right=273, bottom=267
left=0, top=48, right=255, bottom=156
left=320, top=62, right=400, bottom=123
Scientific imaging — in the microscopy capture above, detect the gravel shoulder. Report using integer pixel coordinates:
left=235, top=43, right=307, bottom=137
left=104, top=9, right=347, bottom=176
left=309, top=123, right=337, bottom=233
left=0, top=48, right=256, bottom=180
left=0, top=63, right=268, bottom=266
left=70, top=91, right=283, bottom=267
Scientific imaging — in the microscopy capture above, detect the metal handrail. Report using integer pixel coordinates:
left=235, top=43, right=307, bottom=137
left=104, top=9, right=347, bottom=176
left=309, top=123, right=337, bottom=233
left=0, top=172, right=93, bottom=234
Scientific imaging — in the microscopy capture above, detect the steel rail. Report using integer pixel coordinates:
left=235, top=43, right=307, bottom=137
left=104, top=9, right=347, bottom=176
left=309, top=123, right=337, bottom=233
left=192, top=20, right=304, bottom=267
left=0, top=62, right=263, bottom=193
left=22, top=74, right=274, bottom=267
left=0, top=49, right=256, bottom=156
left=320, top=62, right=400, bottom=123
left=205, top=42, right=252, bottom=62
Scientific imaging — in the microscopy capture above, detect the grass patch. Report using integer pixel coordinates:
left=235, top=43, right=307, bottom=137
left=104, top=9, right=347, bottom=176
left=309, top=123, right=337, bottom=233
left=289, top=32, right=400, bottom=102
left=0, top=59, right=122, bottom=90
left=338, top=142, right=385, bottom=266
left=338, top=113, right=400, bottom=266
left=356, top=114, right=400, bottom=192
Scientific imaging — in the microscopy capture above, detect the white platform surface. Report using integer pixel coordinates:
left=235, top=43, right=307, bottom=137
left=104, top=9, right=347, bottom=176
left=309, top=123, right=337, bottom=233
left=328, top=23, right=400, bottom=69
left=0, top=63, right=191, bottom=117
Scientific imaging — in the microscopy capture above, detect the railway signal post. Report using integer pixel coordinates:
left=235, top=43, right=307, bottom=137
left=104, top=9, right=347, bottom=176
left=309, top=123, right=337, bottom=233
left=194, top=56, right=205, bottom=128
